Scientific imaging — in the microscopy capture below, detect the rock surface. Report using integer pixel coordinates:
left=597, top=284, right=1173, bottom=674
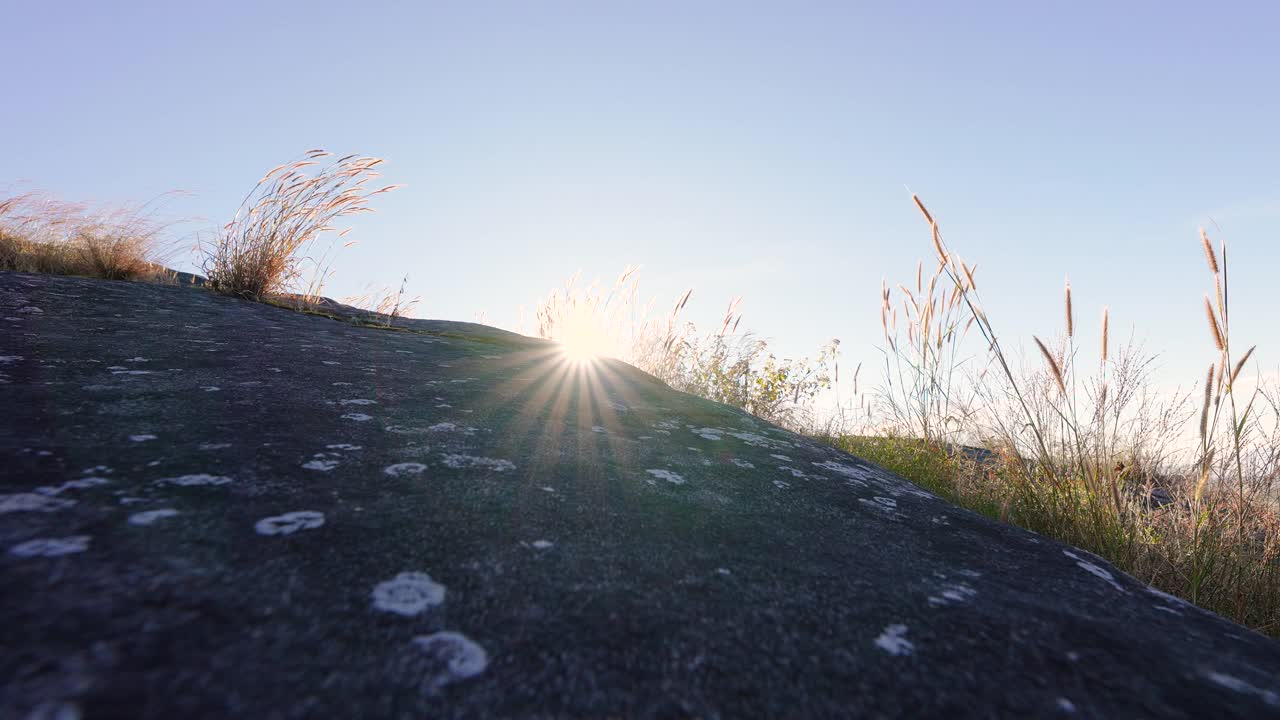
left=3, top=270, right=1280, bottom=719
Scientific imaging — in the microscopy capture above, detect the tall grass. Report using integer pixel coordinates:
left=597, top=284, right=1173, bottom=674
left=0, top=191, right=170, bottom=280
left=836, top=196, right=1280, bottom=636
left=201, top=150, right=401, bottom=300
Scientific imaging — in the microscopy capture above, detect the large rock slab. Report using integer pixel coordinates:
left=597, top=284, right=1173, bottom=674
left=2, top=270, right=1280, bottom=719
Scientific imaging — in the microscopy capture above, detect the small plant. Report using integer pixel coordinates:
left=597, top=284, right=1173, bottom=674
left=201, top=150, right=401, bottom=300
left=341, top=275, right=422, bottom=328
left=670, top=319, right=839, bottom=428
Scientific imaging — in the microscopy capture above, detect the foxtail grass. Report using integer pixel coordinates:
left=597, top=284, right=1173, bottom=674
left=201, top=150, right=401, bottom=300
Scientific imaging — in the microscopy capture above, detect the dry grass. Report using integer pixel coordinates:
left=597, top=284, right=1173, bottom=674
left=201, top=150, right=401, bottom=300
left=843, top=196, right=1280, bottom=636
left=0, top=192, right=170, bottom=281
left=341, top=275, right=422, bottom=327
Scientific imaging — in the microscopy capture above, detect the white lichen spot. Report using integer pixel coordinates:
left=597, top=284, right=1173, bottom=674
left=1056, top=698, right=1077, bottom=713
left=303, top=459, right=339, bottom=471
left=591, top=425, right=608, bottom=434
left=342, top=413, right=374, bottom=422
left=716, top=567, right=732, bottom=576
left=427, top=422, right=475, bottom=435
left=730, top=458, right=755, bottom=469
left=10, top=535, right=90, bottom=557
left=340, top=398, right=377, bottom=405
left=812, top=460, right=873, bottom=481
left=413, top=631, right=489, bottom=686
left=730, top=431, right=790, bottom=449
left=200, top=386, right=220, bottom=392
left=928, top=582, right=978, bottom=607
left=255, top=511, right=325, bottom=536
left=1205, top=671, right=1280, bottom=706
left=874, top=624, right=915, bottom=656
left=694, top=428, right=723, bottom=440
left=770, top=454, right=793, bottom=462
left=1063, top=550, right=1127, bottom=593
left=198, top=442, right=232, bottom=450
left=646, top=469, right=685, bottom=485
left=129, top=434, right=157, bottom=442
left=35, top=478, right=110, bottom=496
left=384, top=425, right=428, bottom=435
left=859, top=497, right=900, bottom=514
left=0, top=493, right=76, bottom=513
left=773, top=480, right=791, bottom=489
left=540, top=486, right=556, bottom=493
left=332, top=381, right=353, bottom=386
left=156, top=474, right=232, bottom=487
left=372, top=571, right=446, bottom=616
left=530, top=539, right=554, bottom=549
left=441, top=455, right=516, bottom=472
left=384, top=463, right=428, bottom=477
left=128, top=508, right=180, bottom=526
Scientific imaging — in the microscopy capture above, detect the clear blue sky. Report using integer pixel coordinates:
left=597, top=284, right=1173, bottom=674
left=4, top=0, right=1278, bottom=396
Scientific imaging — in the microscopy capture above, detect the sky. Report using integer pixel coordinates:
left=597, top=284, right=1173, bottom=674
left=4, top=0, right=1279, bottom=407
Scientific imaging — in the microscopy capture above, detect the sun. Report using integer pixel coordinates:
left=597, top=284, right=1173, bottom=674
left=556, top=311, right=614, bottom=365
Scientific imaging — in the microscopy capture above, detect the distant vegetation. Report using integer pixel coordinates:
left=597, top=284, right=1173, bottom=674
left=3, top=153, right=1277, bottom=637
left=529, top=268, right=839, bottom=428
left=0, top=191, right=170, bottom=281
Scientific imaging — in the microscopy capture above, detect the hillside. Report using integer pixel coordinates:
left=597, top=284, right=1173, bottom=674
left=3, top=270, right=1280, bottom=718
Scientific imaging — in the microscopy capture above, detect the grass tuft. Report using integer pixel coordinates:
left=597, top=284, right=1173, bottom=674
left=200, top=150, right=401, bottom=301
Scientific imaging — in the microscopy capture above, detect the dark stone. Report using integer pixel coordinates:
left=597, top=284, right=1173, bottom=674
left=3, top=271, right=1280, bottom=719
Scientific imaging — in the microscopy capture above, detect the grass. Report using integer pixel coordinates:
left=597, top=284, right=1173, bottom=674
left=0, top=192, right=170, bottom=281
left=828, top=195, right=1280, bottom=637
left=200, top=150, right=401, bottom=301
left=340, top=275, right=422, bottom=328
